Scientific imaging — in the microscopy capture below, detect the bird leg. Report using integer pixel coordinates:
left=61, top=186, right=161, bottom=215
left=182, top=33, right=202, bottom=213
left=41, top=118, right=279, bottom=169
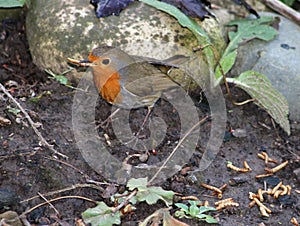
left=96, top=108, right=120, bottom=129
left=133, top=106, right=153, bottom=138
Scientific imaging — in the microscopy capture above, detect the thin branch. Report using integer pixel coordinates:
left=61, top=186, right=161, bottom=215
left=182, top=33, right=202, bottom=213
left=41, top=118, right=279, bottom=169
left=0, top=82, right=68, bottom=159
left=20, top=183, right=104, bottom=203
left=38, top=192, right=61, bottom=216
left=20, top=196, right=96, bottom=217
left=43, top=156, right=87, bottom=176
left=260, top=0, right=300, bottom=25
left=111, top=189, right=138, bottom=213
left=148, top=115, right=209, bottom=185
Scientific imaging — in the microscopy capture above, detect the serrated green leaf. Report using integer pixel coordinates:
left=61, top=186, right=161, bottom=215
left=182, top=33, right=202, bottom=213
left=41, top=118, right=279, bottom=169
left=82, top=202, right=120, bottom=226
left=127, top=177, right=148, bottom=190
left=137, top=186, right=174, bottom=206
left=127, top=178, right=174, bottom=206
left=227, top=71, right=290, bottom=135
left=226, top=16, right=278, bottom=55
left=215, top=16, right=278, bottom=82
left=0, top=0, right=25, bottom=7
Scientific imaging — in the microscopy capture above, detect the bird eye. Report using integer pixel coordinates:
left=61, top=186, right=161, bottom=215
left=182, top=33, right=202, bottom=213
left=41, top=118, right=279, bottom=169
left=102, top=58, right=110, bottom=65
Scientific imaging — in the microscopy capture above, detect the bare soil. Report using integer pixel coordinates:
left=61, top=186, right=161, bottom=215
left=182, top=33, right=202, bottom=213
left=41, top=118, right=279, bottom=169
left=0, top=9, right=299, bottom=226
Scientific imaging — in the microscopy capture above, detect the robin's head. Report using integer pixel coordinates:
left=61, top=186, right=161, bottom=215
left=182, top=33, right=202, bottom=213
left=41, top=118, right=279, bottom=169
left=86, top=46, right=114, bottom=68
left=88, top=46, right=136, bottom=71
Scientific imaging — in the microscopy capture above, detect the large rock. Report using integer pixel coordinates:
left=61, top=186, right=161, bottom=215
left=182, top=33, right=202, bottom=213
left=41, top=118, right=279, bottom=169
left=26, top=0, right=226, bottom=80
left=232, top=12, right=300, bottom=122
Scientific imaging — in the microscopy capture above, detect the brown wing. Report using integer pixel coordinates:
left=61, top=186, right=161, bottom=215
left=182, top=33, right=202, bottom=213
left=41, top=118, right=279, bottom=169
left=132, top=55, right=190, bottom=68
left=120, top=62, right=179, bottom=98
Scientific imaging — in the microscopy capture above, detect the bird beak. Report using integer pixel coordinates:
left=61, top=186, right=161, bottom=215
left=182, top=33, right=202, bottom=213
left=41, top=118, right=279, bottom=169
left=67, top=57, right=95, bottom=67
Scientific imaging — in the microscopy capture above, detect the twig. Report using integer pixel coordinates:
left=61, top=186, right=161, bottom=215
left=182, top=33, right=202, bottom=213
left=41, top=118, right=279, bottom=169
left=38, top=192, right=61, bottom=216
left=19, top=216, right=31, bottom=226
left=219, top=62, right=255, bottom=106
left=0, top=82, right=68, bottom=159
left=43, top=156, right=86, bottom=176
left=0, top=150, right=37, bottom=161
left=20, top=195, right=96, bottom=217
left=218, top=62, right=232, bottom=100
left=148, top=115, right=209, bottom=185
left=111, top=189, right=138, bottom=213
left=260, top=0, right=300, bottom=25
left=20, top=183, right=104, bottom=203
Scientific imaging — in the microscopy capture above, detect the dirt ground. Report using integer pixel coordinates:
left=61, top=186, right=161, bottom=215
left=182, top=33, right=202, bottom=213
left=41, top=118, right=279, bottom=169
left=1, top=6, right=300, bottom=226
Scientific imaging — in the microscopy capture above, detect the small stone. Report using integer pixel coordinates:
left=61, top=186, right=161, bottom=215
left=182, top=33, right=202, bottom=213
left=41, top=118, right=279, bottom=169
left=0, top=211, right=23, bottom=226
left=293, top=167, right=300, bottom=182
left=0, top=189, right=18, bottom=209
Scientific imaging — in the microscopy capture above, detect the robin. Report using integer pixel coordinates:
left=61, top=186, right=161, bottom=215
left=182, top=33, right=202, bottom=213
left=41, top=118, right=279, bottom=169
left=68, top=46, right=187, bottom=110
left=68, top=46, right=193, bottom=139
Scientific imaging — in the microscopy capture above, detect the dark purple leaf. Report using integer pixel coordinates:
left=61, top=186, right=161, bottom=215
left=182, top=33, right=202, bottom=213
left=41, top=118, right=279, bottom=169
left=232, top=0, right=260, bottom=18
left=89, top=0, right=259, bottom=21
left=161, top=0, right=214, bottom=20
left=90, top=0, right=134, bottom=18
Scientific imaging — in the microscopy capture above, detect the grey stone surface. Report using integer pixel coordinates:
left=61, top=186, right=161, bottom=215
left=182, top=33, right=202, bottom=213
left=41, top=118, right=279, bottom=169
left=26, top=0, right=226, bottom=80
left=232, top=12, right=300, bottom=122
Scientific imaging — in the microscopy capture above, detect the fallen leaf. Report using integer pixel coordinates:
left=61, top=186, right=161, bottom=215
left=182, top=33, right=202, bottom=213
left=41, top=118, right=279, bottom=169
left=90, top=0, right=134, bottom=18
left=161, top=0, right=214, bottom=19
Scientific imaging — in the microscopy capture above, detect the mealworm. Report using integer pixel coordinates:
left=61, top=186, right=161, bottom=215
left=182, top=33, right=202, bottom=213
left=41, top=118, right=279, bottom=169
left=265, top=160, right=288, bottom=173
left=201, top=183, right=222, bottom=194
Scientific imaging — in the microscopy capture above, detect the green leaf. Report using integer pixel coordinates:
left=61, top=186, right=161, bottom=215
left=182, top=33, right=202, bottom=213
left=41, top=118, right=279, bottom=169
left=139, top=0, right=210, bottom=40
left=199, top=206, right=216, bottom=214
left=189, top=204, right=200, bottom=217
left=226, top=16, right=278, bottom=55
left=203, top=215, right=218, bottom=224
left=45, top=69, right=70, bottom=86
left=127, top=177, right=148, bottom=190
left=53, top=75, right=69, bottom=85
left=280, top=0, right=295, bottom=6
left=215, top=16, right=278, bottom=82
left=0, top=0, right=25, bottom=7
left=127, top=178, right=174, bottom=206
left=215, top=49, right=237, bottom=83
left=175, top=203, right=189, bottom=213
left=7, top=107, right=21, bottom=115
left=188, top=200, right=202, bottom=206
left=136, top=186, right=174, bottom=206
left=82, top=202, right=121, bottom=226
left=174, top=209, right=187, bottom=218
left=174, top=202, right=217, bottom=222
left=227, top=71, right=290, bottom=135
left=139, top=0, right=216, bottom=76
